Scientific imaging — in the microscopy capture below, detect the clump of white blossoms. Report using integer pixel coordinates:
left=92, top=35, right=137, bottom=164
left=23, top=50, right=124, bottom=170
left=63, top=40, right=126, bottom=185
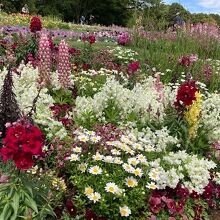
left=74, top=76, right=176, bottom=124
left=201, top=93, right=220, bottom=143
left=0, top=64, right=67, bottom=139
left=155, top=151, right=216, bottom=194
left=109, top=46, right=138, bottom=64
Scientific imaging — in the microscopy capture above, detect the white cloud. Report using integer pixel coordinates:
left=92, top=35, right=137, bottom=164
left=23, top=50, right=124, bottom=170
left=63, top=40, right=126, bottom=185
left=199, top=0, right=220, bottom=8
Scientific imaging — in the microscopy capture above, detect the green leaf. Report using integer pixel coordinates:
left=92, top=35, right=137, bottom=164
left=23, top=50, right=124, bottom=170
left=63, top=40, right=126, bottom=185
left=24, top=193, right=38, bottom=214
left=10, top=192, right=20, bottom=220
left=0, top=203, right=11, bottom=220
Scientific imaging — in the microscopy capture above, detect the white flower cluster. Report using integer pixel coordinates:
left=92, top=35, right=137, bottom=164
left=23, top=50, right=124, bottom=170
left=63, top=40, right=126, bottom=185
left=156, top=151, right=216, bottom=194
left=0, top=64, right=67, bottom=139
left=108, top=46, right=138, bottom=64
left=201, top=93, right=220, bottom=143
left=129, top=127, right=178, bottom=152
left=74, top=76, right=176, bottom=124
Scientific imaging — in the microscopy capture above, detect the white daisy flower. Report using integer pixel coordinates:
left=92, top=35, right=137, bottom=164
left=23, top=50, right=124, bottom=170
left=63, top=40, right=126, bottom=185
left=125, top=177, right=138, bottom=188
left=132, top=168, right=143, bottom=177
left=146, top=182, right=157, bottom=190
left=103, top=156, right=114, bottom=163
left=84, top=186, right=94, bottom=196
left=122, top=163, right=135, bottom=173
left=68, top=153, right=80, bottom=162
left=128, top=157, right=139, bottom=166
left=92, top=152, right=103, bottom=161
left=119, top=206, right=131, bottom=217
left=111, top=149, right=121, bottom=155
left=73, top=146, right=82, bottom=153
left=78, top=163, right=88, bottom=173
left=78, top=135, right=89, bottom=142
left=105, top=182, right=120, bottom=194
left=88, top=192, right=101, bottom=203
left=89, top=166, right=102, bottom=175
left=90, top=135, right=101, bottom=143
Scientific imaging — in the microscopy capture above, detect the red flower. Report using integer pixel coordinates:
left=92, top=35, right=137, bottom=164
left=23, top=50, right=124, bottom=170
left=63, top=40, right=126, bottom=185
left=175, top=184, right=189, bottom=198
left=149, top=196, right=164, bottom=214
left=88, top=35, right=96, bottom=44
left=30, top=16, right=42, bottom=33
left=162, top=197, right=176, bottom=215
left=0, top=121, right=44, bottom=170
left=13, top=152, right=34, bottom=170
left=82, top=63, right=90, bottom=70
left=85, top=209, right=97, bottom=220
left=190, top=190, right=200, bottom=200
left=128, top=61, right=140, bottom=75
left=174, top=81, right=198, bottom=109
left=0, top=147, right=17, bottom=162
left=65, top=199, right=77, bottom=217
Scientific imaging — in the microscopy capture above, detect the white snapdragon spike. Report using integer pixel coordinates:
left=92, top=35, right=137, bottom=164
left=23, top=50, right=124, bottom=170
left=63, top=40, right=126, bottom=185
left=0, top=64, right=67, bottom=139
left=119, top=206, right=131, bottom=217
left=74, top=76, right=176, bottom=124
left=201, top=93, right=220, bottom=143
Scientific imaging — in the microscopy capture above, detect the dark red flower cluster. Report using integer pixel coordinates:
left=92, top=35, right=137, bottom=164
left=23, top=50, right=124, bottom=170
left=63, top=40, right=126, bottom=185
left=0, top=121, right=44, bottom=170
left=81, top=34, right=96, bottom=44
left=85, top=209, right=107, bottom=220
left=174, top=80, right=198, bottom=110
left=128, top=61, right=140, bottom=75
left=148, top=184, right=190, bottom=219
left=148, top=181, right=220, bottom=219
left=88, top=35, right=96, bottom=44
left=178, top=54, right=198, bottom=67
left=50, top=104, right=73, bottom=128
left=30, top=16, right=42, bottom=33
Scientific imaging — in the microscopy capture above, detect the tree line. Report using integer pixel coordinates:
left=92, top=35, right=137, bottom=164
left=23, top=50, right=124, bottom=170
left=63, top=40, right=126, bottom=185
left=1, top=0, right=220, bottom=29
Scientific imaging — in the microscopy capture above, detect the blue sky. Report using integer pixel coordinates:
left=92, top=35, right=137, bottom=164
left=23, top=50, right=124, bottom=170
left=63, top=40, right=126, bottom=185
left=163, top=0, right=220, bottom=14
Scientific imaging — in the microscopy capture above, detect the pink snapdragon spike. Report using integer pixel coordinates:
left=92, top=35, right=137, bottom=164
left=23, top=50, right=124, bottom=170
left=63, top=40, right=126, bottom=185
left=38, top=33, right=52, bottom=85
left=58, top=40, right=71, bottom=88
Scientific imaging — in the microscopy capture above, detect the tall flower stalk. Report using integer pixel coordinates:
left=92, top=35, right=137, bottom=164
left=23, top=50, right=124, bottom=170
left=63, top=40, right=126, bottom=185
left=58, top=40, right=71, bottom=89
left=0, top=68, right=21, bottom=137
left=38, top=33, right=52, bottom=86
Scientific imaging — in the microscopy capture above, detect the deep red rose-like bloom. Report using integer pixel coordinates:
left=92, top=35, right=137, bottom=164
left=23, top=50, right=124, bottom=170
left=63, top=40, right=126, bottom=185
left=13, top=152, right=34, bottom=170
left=0, top=147, right=17, bottom=162
left=174, top=81, right=198, bottom=109
left=30, top=16, right=42, bottom=33
left=65, top=199, right=77, bottom=217
left=0, top=121, right=44, bottom=170
left=128, top=61, right=140, bottom=74
left=88, top=35, right=96, bottom=44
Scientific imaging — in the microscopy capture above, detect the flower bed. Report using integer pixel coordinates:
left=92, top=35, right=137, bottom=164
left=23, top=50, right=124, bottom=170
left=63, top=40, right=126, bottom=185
left=0, top=18, right=220, bottom=220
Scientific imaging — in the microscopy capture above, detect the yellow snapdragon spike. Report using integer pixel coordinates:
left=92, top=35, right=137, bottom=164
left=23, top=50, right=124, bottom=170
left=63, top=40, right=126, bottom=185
left=184, top=92, right=202, bottom=139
